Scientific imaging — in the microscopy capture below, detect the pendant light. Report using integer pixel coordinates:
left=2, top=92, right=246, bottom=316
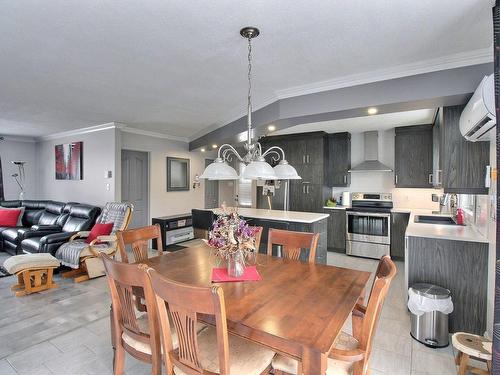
left=200, top=27, right=300, bottom=181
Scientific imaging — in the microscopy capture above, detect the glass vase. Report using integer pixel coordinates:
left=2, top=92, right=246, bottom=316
left=227, top=249, right=245, bottom=278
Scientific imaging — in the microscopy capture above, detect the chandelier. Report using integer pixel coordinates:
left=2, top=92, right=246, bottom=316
left=200, top=27, right=301, bottom=181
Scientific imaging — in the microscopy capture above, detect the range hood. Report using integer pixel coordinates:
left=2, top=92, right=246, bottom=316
left=348, top=131, right=393, bottom=173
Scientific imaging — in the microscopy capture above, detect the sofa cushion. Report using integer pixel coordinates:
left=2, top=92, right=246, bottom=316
left=2, top=227, right=22, bottom=242
left=38, top=202, right=65, bottom=225
left=3, top=253, right=60, bottom=274
left=0, top=206, right=25, bottom=226
left=86, top=223, right=114, bottom=244
left=62, top=205, right=101, bottom=233
left=0, top=209, right=23, bottom=227
left=21, top=237, right=43, bottom=253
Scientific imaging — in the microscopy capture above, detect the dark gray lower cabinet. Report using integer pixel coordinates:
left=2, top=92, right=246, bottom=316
left=390, top=212, right=410, bottom=260
left=407, top=236, right=488, bottom=334
left=325, top=209, right=346, bottom=252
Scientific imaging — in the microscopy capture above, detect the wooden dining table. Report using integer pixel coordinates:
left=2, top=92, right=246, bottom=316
left=142, top=244, right=371, bottom=375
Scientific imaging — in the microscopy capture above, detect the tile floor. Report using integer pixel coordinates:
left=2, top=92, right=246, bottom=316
left=0, top=250, right=460, bottom=375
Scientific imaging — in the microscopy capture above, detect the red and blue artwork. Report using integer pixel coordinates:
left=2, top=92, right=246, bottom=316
left=55, top=141, right=83, bottom=180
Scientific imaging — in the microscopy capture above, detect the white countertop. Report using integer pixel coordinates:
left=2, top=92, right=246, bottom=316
left=211, top=207, right=329, bottom=224
left=324, top=205, right=489, bottom=243
left=404, top=209, right=489, bottom=243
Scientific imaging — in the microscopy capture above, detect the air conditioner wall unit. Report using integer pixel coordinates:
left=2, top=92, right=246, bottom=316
left=459, top=74, right=495, bottom=142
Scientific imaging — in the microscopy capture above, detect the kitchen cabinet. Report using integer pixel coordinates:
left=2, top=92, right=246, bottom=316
left=259, top=132, right=328, bottom=212
left=394, top=125, right=433, bottom=188
left=324, top=209, right=346, bottom=252
left=440, top=106, right=490, bottom=194
left=407, top=235, right=488, bottom=334
left=390, top=212, right=410, bottom=260
left=325, top=132, right=351, bottom=187
left=432, top=109, right=442, bottom=187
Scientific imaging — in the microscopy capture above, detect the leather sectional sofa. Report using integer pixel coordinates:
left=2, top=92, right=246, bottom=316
left=0, top=200, right=101, bottom=255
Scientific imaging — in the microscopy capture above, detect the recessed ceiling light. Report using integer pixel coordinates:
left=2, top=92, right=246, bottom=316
left=212, top=144, right=218, bottom=149
left=200, top=148, right=206, bottom=152
left=267, top=125, right=276, bottom=131
left=367, top=107, right=378, bottom=115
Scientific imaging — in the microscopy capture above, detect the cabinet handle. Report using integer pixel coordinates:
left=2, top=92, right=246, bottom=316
left=428, top=173, right=433, bottom=185
left=307, top=185, right=310, bottom=194
left=395, top=175, right=398, bottom=184
left=308, top=155, right=311, bottom=163
left=302, top=155, right=306, bottom=164
left=343, top=175, right=347, bottom=184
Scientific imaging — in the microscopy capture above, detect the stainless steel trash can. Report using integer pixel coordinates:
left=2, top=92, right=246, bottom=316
left=409, top=283, right=451, bottom=348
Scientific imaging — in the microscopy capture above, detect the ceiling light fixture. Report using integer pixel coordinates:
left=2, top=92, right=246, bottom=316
left=200, top=148, right=206, bottom=152
left=267, top=125, right=276, bottom=132
left=212, top=144, right=218, bottom=149
left=367, top=107, right=378, bottom=115
left=200, top=27, right=300, bottom=181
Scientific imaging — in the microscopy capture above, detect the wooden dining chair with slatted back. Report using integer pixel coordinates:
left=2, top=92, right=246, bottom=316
left=116, top=224, right=164, bottom=312
left=272, top=255, right=397, bottom=375
left=116, top=224, right=163, bottom=263
left=100, top=253, right=161, bottom=375
left=267, top=228, right=319, bottom=264
left=145, top=267, right=276, bottom=375
left=252, top=226, right=263, bottom=253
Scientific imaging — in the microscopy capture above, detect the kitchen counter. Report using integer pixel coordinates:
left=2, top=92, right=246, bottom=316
left=404, top=209, right=488, bottom=243
left=210, top=207, right=329, bottom=224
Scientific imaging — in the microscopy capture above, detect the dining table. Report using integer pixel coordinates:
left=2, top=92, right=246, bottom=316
left=142, top=244, right=371, bottom=375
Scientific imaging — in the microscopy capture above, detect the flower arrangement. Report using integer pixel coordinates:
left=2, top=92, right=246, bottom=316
left=205, top=208, right=259, bottom=264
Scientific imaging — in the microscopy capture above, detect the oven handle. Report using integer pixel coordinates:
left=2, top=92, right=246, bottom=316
left=346, top=211, right=391, bottom=218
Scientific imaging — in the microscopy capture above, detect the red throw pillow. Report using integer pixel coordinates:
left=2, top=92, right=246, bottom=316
left=0, top=208, right=22, bottom=227
left=86, top=223, right=114, bottom=244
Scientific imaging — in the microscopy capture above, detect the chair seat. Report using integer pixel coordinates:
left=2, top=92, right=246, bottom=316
left=174, top=326, right=275, bottom=375
left=121, top=313, right=205, bottom=356
left=452, top=332, right=492, bottom=361
left=271, top=331, right=359, bottom=375
left=80, top=244, right=114, bottom=257
left=20, top=237, right=43, bottom=253
left=3, top=253, right=60, bottom=274
left=2, top=227, right=21, bottom=242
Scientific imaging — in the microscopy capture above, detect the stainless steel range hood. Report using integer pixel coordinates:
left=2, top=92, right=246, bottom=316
left=348, top=131, right=393, bottom=173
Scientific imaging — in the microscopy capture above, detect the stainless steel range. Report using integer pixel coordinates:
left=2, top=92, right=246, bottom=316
left=346, top=193, right=393, bottom=259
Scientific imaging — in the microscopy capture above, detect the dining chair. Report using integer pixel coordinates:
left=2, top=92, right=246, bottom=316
left=116, top=224, right=163, bottom=263
left=267, top=228, right=319, bottom=264
left=272, top=255, right=397, bottom=375
left=100, top=253, right=161, bottom=375
left=145, top=267, right=276, bottom=375
left=252, top=225, right=263, bottom=253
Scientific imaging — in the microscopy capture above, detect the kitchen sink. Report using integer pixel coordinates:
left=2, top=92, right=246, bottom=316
left=414, top=215, right=459, bottom=225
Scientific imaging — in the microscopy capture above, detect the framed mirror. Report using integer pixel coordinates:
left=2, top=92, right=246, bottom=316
left=167, top=157, right=190, bottom=191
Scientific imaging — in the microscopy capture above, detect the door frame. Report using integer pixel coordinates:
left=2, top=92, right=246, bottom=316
left=120, top=149, right=151, bottom=228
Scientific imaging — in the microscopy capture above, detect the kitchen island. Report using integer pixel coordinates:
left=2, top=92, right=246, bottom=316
left=211, top=208, right=329, bottom=264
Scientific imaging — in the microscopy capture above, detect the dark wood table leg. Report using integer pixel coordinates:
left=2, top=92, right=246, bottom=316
left=302, top=347, right=327, bottom=375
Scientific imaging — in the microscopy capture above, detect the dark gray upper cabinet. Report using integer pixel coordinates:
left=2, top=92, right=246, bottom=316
left=390, top=212, right=410, bottom=260
left=325, top=132, right=351, bottom=187
left=440, top=106, right=490, bottom=195
left=324, top=209, right=346, bottom=252
left=394, top=125, right=433, bottom=188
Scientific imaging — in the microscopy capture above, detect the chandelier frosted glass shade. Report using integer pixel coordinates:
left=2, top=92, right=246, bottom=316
left=241, top=160, right=277, bottom=180
left=274, top=160, right=302, bottom=180
left=199, top=158, right=238, bottom=180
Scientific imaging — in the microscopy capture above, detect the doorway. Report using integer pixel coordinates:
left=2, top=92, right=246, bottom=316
left=121, top=150, right=149, bottom=228
left=204, top=159, right=219, bottom=208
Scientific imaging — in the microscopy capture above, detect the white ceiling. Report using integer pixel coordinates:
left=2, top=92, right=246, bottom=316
left=0, top=0, right=493, bottom=138
left=273, top=109, right=437, bottom=135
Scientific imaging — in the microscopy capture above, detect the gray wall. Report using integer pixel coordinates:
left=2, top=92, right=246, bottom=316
left=36, top=128, right=117, bottom=205
left=119, top=131, right=216, bottom=219
left=0, top=137, right=37, bottom=200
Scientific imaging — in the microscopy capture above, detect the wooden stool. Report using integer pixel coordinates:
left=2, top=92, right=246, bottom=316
left=452, top=332, right=492, bottom=375
left=3, top=254, right=60, bottom=297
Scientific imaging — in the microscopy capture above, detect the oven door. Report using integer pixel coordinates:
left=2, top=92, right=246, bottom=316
left=346, top=211, right=391, bottom=245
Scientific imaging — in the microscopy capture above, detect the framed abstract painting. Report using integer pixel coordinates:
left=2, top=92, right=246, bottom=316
left=55, top=142, right=83, bottom=180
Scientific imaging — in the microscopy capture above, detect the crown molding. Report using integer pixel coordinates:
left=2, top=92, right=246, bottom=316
left=38, top=122, right=120, bottom=141
left=120, top=126, right=189, bottom=143
left=276, top=47, right=493, bottom=99
left=0, top=135, right=37, bottom=143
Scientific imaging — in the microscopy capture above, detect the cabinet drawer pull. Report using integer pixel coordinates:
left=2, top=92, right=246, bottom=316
left=429, top=173, right=433, bottom=184
left=343, top=175, right=347, bottom=184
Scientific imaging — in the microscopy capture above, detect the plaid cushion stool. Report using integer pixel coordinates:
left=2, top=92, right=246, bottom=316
left=3, top=254, right=60, bottom=296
